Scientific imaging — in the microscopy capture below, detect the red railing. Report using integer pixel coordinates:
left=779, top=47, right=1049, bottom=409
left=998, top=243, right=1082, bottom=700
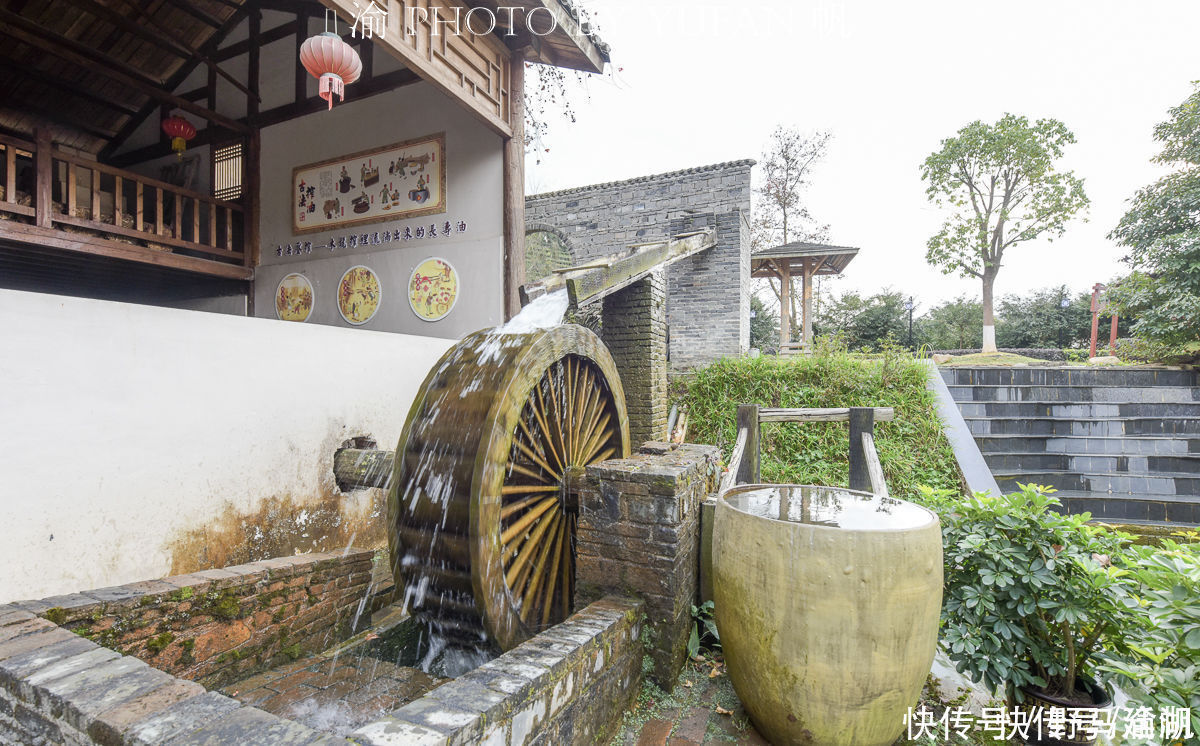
left=0, top=130, right=244, bottom=266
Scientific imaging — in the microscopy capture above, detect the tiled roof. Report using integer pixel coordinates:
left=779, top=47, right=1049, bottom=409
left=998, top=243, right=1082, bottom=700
left=527, top=160, right=757, bottom=200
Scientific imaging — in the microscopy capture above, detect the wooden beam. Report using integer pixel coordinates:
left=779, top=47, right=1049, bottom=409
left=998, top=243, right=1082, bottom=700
left=0, top=60, right=142, bottom=116
left=34, top=129, right=51, bottom=228
left=215, top=20, right=299, bottom=61
left=158, top=0, right=225, bottom=28
left=802, top=258, right=814, bottom=347
left=247, top=3, right=261, bottom=121
left=60, top=0, right=194, bottom=61
left=0, top=10, right=251, bottom=135
left=243, top=129, right=261, bottom=269
left=294, top=10, right=308, bottom=105
left=779, top=261, right=791, bottom=348
left=0, top=220, right=253, bottom=280
left=503, top=53, right=526, bottom=320
left=757, top=407, right=895, bottom=423
left=563, top=231, right=716, bottom=308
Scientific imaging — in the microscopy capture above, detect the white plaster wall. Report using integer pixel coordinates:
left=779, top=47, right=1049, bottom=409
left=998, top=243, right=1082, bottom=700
left=0, top=289, right=453, bottom=603
left=253, top=81, right=505, bottom=340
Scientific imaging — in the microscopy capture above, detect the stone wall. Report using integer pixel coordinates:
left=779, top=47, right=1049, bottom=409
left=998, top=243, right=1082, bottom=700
left=575, top=443, right=722, bottom=688
left=10, top=550, right=376, bottom=693
left=601, top=272, right=668, bottom=446
left=526, top=161, right=754, bottom=370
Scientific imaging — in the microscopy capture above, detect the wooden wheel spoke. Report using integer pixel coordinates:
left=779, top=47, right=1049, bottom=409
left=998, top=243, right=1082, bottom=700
left=507, top=509, right=559, bottom=592
left=501, top=497, right=557, bottom=546
left=509, top=461, right=550, bottom=482
left=502, top=484, right=563, bottom=495
left=579, top=411, right=614, bottom=464
left=541, top=517, right=566, bottom=626
left=517, top=415, right=555, bottom=473
left=520, top=512, right=561, bottom=621
left=546, top=365, right=569, bottom=469
left=533, top=383, right=565, bottom=473
left=515, top=436, right=560, bottom=481
left=501, top=493, right=546, bottom=519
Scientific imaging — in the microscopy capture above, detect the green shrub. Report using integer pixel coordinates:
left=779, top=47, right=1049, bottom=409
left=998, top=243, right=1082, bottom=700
left=940, top=485, right=1133, bottom=701
left=672, top=345, right=960, bottom=500
left=1097, top=532, right=1200, bottom=741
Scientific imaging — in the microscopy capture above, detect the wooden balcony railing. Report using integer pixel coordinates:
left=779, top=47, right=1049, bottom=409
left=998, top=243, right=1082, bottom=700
left=0, top=130, right=246, bottom=273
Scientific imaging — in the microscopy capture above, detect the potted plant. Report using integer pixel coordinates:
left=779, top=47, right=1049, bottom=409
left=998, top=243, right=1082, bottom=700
left=940, top=484, right=1132, bottom=746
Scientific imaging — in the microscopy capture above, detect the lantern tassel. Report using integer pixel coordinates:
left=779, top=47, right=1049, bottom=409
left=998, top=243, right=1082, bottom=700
left=319, top=73, right=345, bottom=110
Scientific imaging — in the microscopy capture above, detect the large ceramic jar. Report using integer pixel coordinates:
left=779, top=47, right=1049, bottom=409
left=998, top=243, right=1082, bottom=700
left=713, top=484, right=942, bottom=746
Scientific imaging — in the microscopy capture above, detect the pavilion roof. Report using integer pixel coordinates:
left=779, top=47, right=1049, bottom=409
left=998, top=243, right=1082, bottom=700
left=750, top=240, right=859, bottom=278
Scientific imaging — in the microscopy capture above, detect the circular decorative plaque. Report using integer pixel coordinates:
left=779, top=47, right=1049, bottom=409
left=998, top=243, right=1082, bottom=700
left=408, top=257, right=459, bottom=322
left=337, top=265, right=382, bottom=325
left=275, top=273, right=314, bottom=322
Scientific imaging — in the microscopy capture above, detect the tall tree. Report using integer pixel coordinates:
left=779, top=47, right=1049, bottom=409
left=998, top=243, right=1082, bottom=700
left=921, top=115, right=1089, bottom=353
left=1107, top=82, right=1200, bottom=349
left=753, top=127, right=831, bottom=335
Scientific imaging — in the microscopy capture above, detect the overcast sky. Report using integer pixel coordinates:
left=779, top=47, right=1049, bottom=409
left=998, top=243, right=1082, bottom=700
left=524, top=0, right=1200, bottom=310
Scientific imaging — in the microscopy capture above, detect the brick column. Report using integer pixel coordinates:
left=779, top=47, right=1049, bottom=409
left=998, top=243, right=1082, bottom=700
left=575, top=442, right=721, bottom=687
left=601, top=270, right=668, bottom=446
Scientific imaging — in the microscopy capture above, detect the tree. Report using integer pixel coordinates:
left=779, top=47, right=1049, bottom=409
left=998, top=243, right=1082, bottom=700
left=749, top=294, right=779, bottom=351
left=1107, top=82, right=1200, bottom=348
left=995, top=286, right=1095, bottom=349
left=917, top=296, right=983, bottom=350
left=815, top=289, right=910, bottom=350
left=753, top=126, right=831, bottom=335
left=921, top=115, right=1089, bottom=353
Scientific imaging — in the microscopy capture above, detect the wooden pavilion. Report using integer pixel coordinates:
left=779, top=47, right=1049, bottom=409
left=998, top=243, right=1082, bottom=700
left=0, top=0, right=606, bottom=328
left=750, top=240, right=859, bottom=352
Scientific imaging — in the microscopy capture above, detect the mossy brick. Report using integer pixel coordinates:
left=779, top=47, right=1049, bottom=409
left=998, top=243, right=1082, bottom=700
left=424, top=678, right=511, bottom=723
left=456, top=666, right=536, bottom=702
left=215, top=563, right=269, bottom=585
left=156, top=704, right=327, bottom=745
left=11, top=699, right=67, bottom=744
left=33, top=593, right=106, bottom=624
left=121, top=691, right=242, bottom=745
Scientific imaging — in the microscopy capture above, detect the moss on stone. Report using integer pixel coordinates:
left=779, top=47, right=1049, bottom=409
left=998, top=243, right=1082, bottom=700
left=146, top=632, right=174, bottom=654
left=43, top=607, right=67, bottom=626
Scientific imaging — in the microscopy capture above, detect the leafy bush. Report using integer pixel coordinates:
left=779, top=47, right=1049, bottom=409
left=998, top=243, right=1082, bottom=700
left=940, top=485, right=1132, bottom=701
left=1097, top=533, right=1200, bottom=742
left=673, top=343, right=960, bottom=499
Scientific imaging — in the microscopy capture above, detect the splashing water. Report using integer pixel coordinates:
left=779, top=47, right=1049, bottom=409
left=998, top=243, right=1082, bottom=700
left=497, top=289, right=569, bottom=334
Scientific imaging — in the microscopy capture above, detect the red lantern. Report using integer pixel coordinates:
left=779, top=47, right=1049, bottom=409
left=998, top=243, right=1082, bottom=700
left=299, top=32, right=362, bottom=110
left=161, top=116, right=196, bottom=159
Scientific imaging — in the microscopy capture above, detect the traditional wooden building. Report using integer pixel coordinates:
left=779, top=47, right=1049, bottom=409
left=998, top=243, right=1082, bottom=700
left=0, top=0, right=607, bottom=336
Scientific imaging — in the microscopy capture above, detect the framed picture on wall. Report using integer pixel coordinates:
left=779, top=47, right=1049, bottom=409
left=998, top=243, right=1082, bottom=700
left=292, top=132, right=446, bottom=235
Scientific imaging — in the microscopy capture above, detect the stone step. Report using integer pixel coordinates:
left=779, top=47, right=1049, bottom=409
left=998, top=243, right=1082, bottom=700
left=984, top=452, right=1200, bottom=474
left=947, top=384, right=1200, bottom=404
left=974, top=435, right=1200, bottom=456
left=965, top=417, right=1200, bottom=437
left=1051, top=491, right=1200, bottom=525
left=940, top=367, right=1197, bottom=388
left=994, top=470, right=1200, bottom=496
left=956, top=401, right=1200, bottom=419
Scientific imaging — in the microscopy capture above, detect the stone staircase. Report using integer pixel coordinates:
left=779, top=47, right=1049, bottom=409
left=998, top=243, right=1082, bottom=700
left=941, top=366, right=1200, bottom=525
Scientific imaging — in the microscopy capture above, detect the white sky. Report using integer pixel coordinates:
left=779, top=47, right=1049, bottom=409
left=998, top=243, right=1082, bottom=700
left=525, top=0, right=1200, bottom=310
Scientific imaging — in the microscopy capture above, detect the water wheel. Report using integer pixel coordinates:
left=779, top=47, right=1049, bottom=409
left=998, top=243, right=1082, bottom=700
left=388, top=324, right=630, bottom=650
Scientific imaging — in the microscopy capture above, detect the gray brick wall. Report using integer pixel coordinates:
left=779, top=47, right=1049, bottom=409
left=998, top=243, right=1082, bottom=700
left=526, top=161, right=754, bottom=370
left=601, top=272, right=668, bottom=446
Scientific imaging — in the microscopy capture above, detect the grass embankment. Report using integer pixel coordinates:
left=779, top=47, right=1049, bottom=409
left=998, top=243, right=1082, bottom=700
left=672, top=348, right=961, bottom=500
left=940, top=352, right=1045, bottom=366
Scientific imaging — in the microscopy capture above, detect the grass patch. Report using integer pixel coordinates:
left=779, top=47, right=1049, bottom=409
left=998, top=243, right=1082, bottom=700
left=673, top=345, right=961, bottom=501
left=941, top=352, right=1044, bottom=366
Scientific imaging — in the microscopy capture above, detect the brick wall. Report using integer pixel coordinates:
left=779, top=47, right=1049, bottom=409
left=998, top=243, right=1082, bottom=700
left=601, top=272, right=668, bottom=445
left=12, top=550, right=376, bottom=692
left=526, top=161, right=754, bottom=370
left=575, top=442, right=722, bottom=688
left=352, top=596, right=643, bottom=746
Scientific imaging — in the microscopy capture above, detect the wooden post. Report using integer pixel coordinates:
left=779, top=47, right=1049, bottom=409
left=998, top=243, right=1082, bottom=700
left=1109, top=314, right=1118, bottom=354
left=803, top=258, right=815, bottom=348
left=779, top=261, right=791, bottom=348
left=502, top=53, right=526, bottom=320
left=34, top=129, right=51, bottom=227
left=735, top=404, right=760, bottom=484
left=848, top=407, right=874, bottom=492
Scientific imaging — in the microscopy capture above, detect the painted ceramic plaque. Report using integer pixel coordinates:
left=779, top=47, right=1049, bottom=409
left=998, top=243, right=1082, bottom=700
left=337, top=265, right=382, bottom=326
left=292, top=133, right=446, bottom=234
left=408, top=258, right=458, bottom=322
left=275, top=273, right=314, bottom=322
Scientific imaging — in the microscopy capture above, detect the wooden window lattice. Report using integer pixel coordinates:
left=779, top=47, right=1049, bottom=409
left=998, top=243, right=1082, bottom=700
left=212, top=141, right=243, bottom=201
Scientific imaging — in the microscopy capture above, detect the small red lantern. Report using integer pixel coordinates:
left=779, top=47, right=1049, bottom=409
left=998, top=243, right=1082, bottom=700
left=161, top=115, right=196, bottom=159
left=299, top=32, right=362, bottom=110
